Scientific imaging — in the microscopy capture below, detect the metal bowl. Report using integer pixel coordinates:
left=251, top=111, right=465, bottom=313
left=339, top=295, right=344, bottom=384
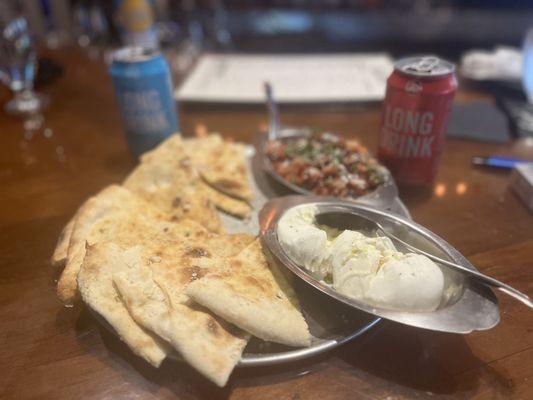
left=255, top=129, right=399, bottom=210
left=259, top=195, right=500, bottom=334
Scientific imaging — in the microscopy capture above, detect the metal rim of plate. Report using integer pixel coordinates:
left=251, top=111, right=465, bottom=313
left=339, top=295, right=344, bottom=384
left=259, top=195, right=500, bottom=335
left=237, top=317, right=382, bottom=366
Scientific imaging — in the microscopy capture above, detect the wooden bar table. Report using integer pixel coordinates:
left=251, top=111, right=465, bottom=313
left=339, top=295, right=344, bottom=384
left=1, top=47, right=532, bottom=400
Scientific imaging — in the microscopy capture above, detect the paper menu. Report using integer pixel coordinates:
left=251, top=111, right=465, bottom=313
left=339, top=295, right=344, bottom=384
left=175, top=53, right=393, bottom=103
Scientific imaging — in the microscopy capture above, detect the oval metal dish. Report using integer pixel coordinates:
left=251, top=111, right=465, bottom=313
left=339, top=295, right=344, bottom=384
left=259, top=195, right=500, bottom=334
left=255, top=130, right=400, bottom=210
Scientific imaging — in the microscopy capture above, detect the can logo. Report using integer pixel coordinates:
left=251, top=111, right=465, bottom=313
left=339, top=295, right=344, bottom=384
left=381, top=105, right=435, bottom=158
left=120, top=89, right=171, bottom=132
left=405, top=80, right=422, bottom=94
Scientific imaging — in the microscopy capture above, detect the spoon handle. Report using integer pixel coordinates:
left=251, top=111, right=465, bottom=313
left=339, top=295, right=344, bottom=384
left=385, top=232, right=533, bottom=309
left=264, top=81, right=280, bottom=141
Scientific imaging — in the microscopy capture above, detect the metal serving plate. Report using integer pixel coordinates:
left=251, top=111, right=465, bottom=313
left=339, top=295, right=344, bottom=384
left=259, top=196, right=500, bottom=334
left=255, top=129, right=400, bottom=211
left=90, top=147, right=412, bottom=368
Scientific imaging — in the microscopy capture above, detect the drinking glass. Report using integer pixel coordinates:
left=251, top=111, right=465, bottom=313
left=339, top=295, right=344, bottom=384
left=0, top=16, right=49, bottom=115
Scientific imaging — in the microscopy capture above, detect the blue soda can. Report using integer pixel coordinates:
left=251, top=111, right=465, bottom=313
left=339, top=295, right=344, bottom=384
left=109, top=47, right=179, bottom=157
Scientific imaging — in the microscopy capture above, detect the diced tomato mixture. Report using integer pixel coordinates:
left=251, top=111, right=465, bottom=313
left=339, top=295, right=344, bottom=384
left=265, top=132, right=386, bottom=197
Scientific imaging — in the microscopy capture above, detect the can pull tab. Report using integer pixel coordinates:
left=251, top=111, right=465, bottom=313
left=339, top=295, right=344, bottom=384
left=408, top=57, right=440, bottom=73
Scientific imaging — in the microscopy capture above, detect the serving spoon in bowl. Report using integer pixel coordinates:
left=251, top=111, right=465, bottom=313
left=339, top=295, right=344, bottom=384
left=316, top=211, right=533, bottom=309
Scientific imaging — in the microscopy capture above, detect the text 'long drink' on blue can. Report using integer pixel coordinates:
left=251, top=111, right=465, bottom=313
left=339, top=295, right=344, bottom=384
left=110, top=46, right=179, bottom=157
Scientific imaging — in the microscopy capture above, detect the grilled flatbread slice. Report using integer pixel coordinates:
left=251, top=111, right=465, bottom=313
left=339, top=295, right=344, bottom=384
left=57, top=185, right=165, bottom=304
left=78, top=209, right=253, bottom=385
left=77, top=242, right=169, bottom=367
left=199, top=181, right=251, bottom=218
left=112, top=245, right=249, bottom=387
left=143, top=134, right=253, bottom=201
left=51, top=218, right=75, bottom=267
left=185, top=134, right=254, bottom=202
left=140, top=133, right=252, bottom=218
left=187, top=239, right=311, bottom=347
left=124, top=142, right=223, bottom=233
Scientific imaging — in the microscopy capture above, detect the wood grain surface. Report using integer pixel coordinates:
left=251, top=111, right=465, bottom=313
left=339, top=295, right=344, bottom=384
left=1, top=47, right=532, bottom=400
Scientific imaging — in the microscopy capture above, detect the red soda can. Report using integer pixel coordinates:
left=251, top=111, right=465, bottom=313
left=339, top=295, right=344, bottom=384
left=378, top=56, right=457, bottom=185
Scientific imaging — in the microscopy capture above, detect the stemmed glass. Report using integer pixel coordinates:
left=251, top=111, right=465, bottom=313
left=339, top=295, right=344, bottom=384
left=0, top=16, right=49, bottom=115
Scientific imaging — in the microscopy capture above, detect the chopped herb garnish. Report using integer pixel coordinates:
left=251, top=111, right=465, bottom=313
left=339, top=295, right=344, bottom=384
left=266, top=132, right=386, bottom=198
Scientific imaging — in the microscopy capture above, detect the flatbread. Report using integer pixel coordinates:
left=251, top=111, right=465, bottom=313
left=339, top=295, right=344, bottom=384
left=51, top=218, right=75, bottom=267
left=77, top=242, right=170, bottom=367
left=199, top=181, right=251, bottom=218
left=185, top=134, right=254, bottom=201
left=57, top=185, right=165, bottom=305
left=139, top=133, right=252, bottom=217
left=187, top=239, right=311, bottom=347
left=124, top=140, right=223, bottom=233
left=139, top=133, right=184, bottom=164
left=77, top=208, right=254, bottom=385
left=112, top=245, right=250, bottom=387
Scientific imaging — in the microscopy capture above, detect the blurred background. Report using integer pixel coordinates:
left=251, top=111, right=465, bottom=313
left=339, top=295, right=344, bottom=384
left=2, top=0, right=533, bottom=102
left=4, top=0, right=533, bottom=55
left=2, top=0, right=533, bottom=139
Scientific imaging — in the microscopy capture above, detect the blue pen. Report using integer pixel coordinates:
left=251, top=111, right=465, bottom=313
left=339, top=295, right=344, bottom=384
left=471, top=156, right=532, bottom=169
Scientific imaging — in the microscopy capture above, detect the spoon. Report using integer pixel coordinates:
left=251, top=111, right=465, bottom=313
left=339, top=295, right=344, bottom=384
left=316, top=211, right=533, bottom=309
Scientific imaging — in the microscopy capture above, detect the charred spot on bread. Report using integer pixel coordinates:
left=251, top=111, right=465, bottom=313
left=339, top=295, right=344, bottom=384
left=186, top=247, right=210, bottom=258
left=207, top=319, right=219, bottom=335
left=172, top=197, right=182, bottom=208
